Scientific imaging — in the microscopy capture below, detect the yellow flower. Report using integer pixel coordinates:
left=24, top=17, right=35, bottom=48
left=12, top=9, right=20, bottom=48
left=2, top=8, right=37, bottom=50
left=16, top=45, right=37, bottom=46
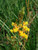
left=25, top=21, right=28, bottom=25
left=19, top=30, right=23, bottom=36
left=27, top=28, right=30, bottom=32
left=12, top=22, right=14, bottom=26
left=25, top=27, right=30, bottom=32
left=19, top=30, right=23, bottom=34
left=23, top=26, right=30, bottom=32
left=25, top=26, right=28, bottom=31
left=23, top=25, right=26, bottom=29
left=19, top=31, right=28, bottom=39
left=19, top=30, right=25, bottom=37
left=24, top=34, right=28, bottom=40
left=23, top=26, right=28, bottom=30
left=10, top=29, right=13, bottom=33
left=19, top=33, right=24, bottom=37
left=13, top=27, right=19, bottom=33
left=22, top=33, right=26, bottom=37
left=23, top=21, right=28, bottom=25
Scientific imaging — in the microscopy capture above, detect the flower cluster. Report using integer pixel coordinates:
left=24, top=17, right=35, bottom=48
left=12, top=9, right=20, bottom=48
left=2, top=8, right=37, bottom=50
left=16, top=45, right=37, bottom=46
left=10, top=21, right=30, bottom=40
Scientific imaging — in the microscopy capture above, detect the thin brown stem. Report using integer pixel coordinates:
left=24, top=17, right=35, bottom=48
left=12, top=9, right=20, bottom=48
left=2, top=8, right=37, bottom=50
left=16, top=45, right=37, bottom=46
left=29, top=15, right=36, bottom=26
left=25, top=0, right=29, bottom=17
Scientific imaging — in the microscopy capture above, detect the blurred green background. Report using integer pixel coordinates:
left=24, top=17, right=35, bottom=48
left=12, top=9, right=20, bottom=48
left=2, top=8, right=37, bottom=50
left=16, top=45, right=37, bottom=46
left=0, top=0, right=38, bottom=50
